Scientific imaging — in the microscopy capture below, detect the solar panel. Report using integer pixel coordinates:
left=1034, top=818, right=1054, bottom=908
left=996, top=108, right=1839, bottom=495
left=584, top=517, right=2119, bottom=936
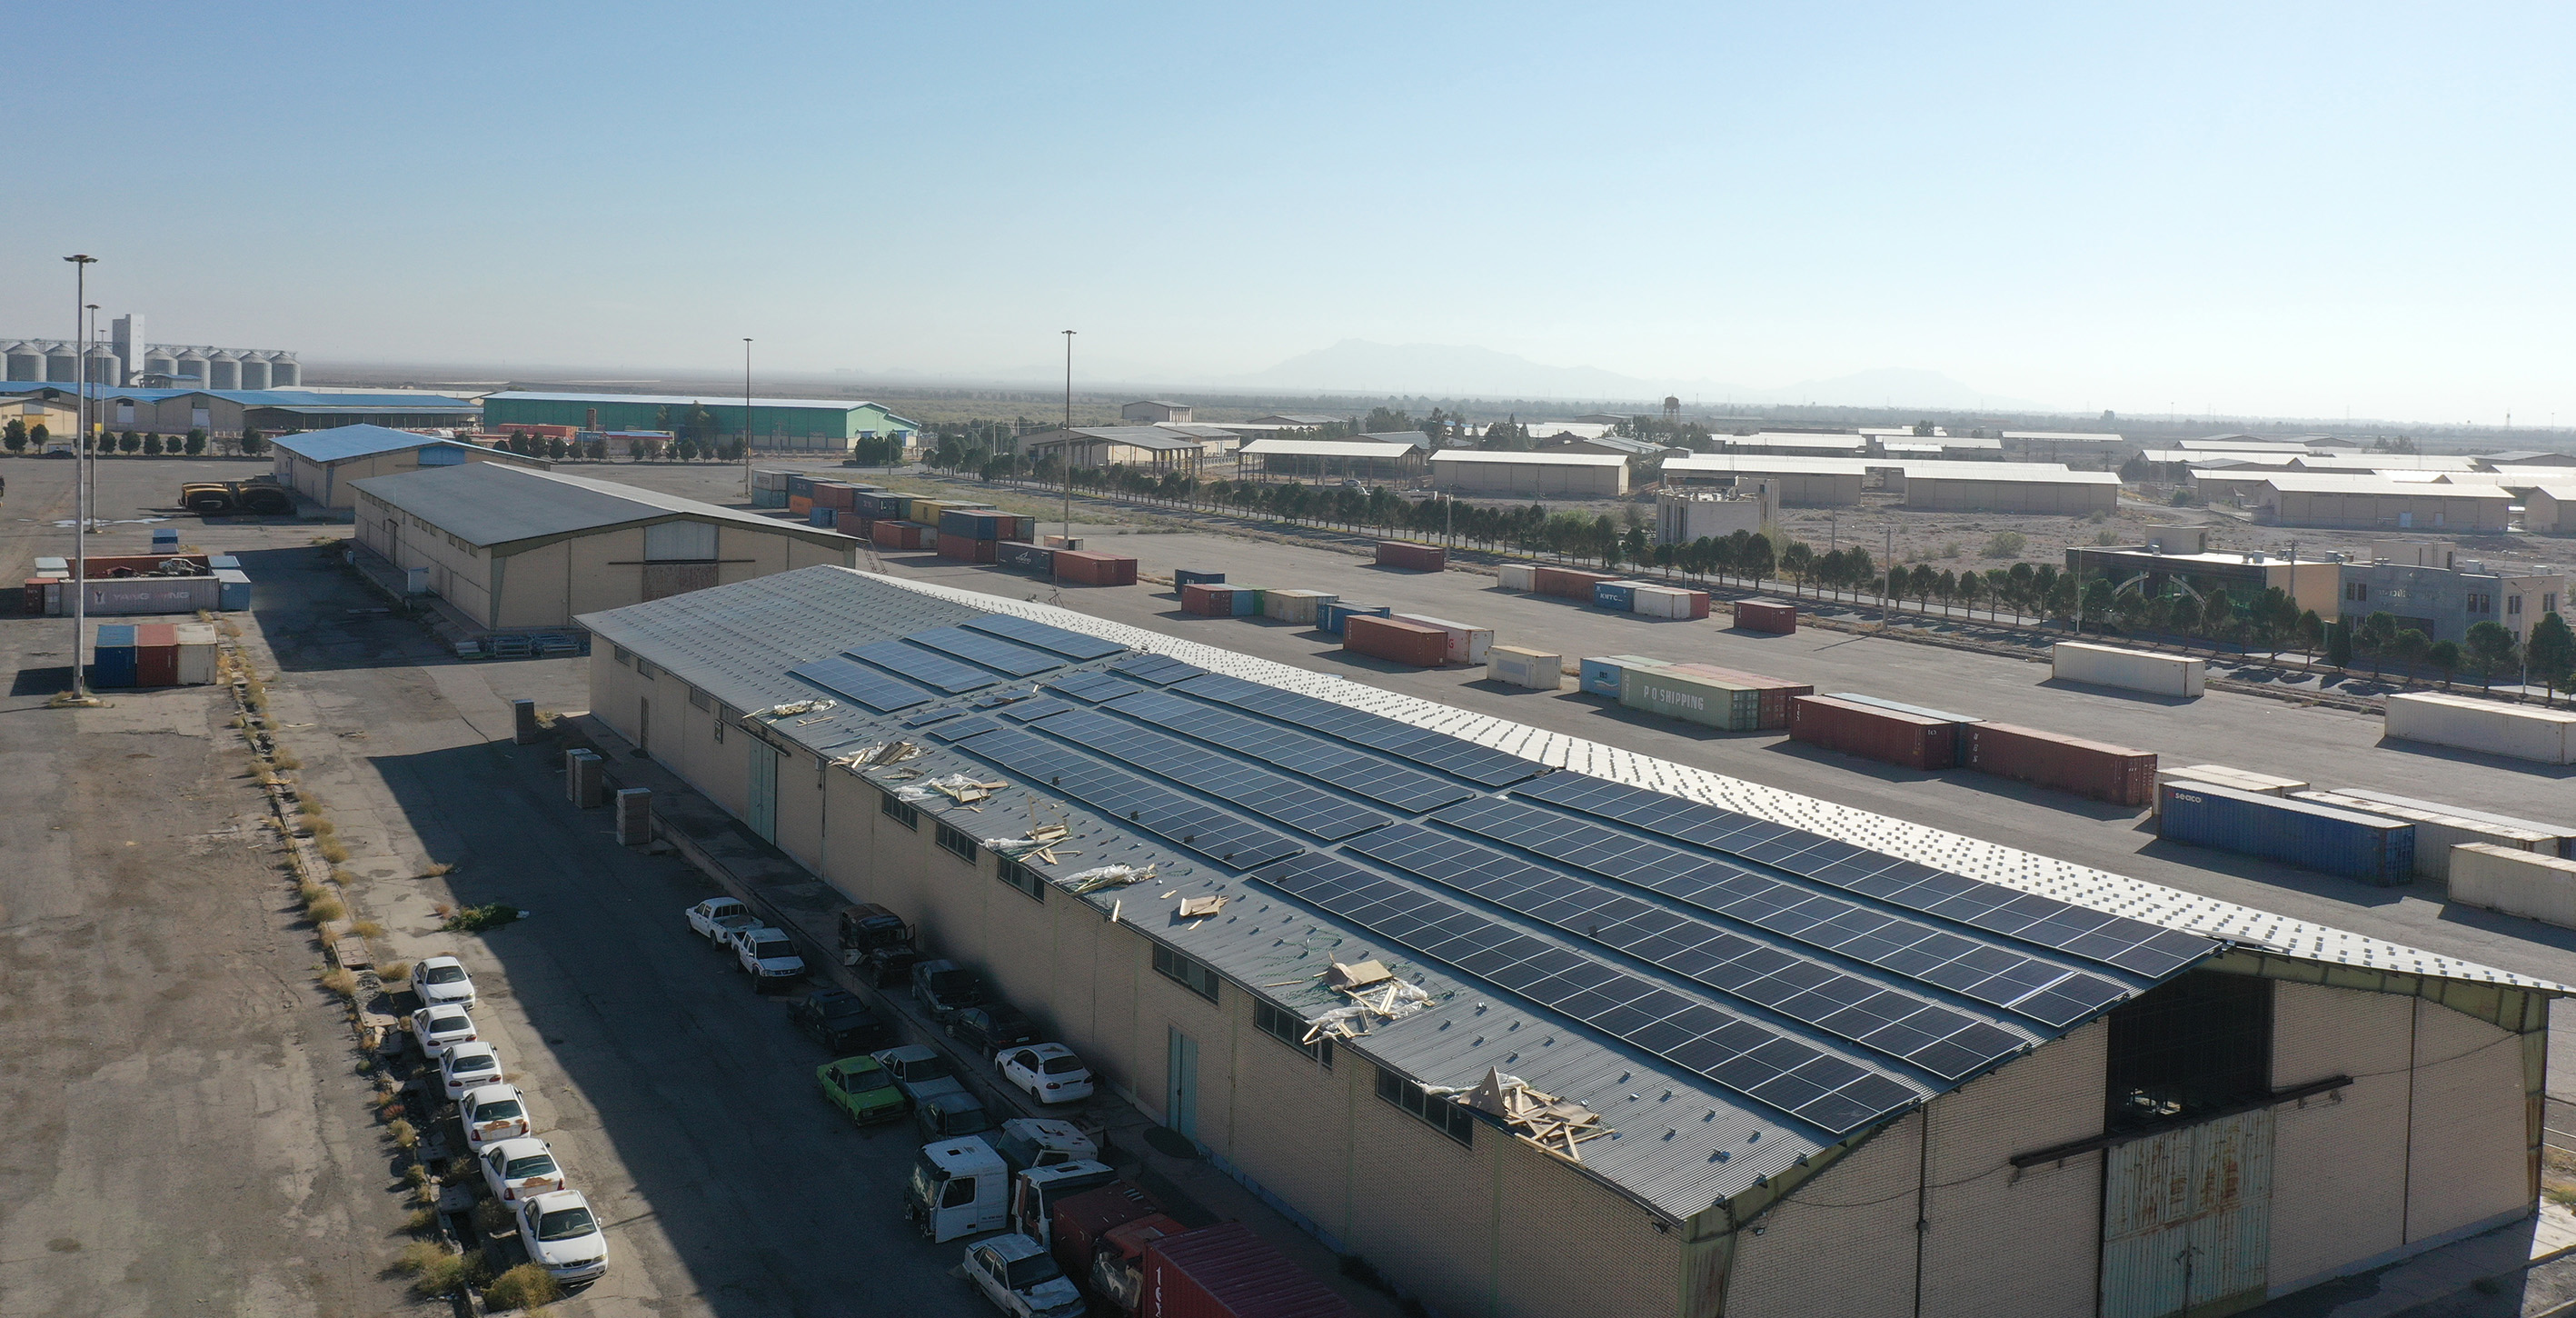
left=927, top=715, right=1003, bottom=744
left=1511, top=774, right=2214, bottom=981
left=786, top=655, right=936, bottom=713
left=1021, top=707, right=1392, bottom=840
left=1100, top=689, right=1478, bottom=814
left=900, top=625, right=1070, bottom=678
left=1109, top=654, right=1205, bottom=685
left=1169, top=673, right=1540, bottom=786
left=1342, top=824, right=2027, bottom=1078
left=1431, top=795, right=2127, bottom=1028
left=1047, top=671, right=1151, bottom=704
left=847, top=640, right=1001, bottom=694
left=962, top=614, right=1126, bottom=661
left=999, top=696, right=1079, bottom=724
left=942, top=724, right=1303, bottom=869
left=1251, top=853, right=1918, bottom=1135
left=903, top=707, right=969, bottom=728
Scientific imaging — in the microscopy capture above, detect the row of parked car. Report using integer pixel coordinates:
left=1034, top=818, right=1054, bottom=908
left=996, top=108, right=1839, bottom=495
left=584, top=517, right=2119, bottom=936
left=403, top=955, right=612, bottom=1289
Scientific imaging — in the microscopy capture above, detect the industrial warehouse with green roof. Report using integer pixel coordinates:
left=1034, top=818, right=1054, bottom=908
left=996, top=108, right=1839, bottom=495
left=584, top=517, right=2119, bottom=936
left=481, top=390, right=921, bottom=454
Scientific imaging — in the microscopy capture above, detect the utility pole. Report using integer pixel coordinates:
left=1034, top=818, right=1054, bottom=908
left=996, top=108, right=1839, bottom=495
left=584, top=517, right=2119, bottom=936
left=56, top=255, right=100, bottom=707
left=741, top=338, right=753, bottom=496
left=1057, top=330, right=1074, bottom=589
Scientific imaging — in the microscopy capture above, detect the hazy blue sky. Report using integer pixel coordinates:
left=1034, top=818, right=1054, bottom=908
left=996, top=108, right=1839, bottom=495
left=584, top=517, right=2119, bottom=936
left=7, top=3, right=2571, bottom=421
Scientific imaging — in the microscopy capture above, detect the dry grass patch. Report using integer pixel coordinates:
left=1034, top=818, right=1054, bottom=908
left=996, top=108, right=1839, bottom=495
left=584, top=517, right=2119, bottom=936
left=483, top=1262, right=561, bottom=1311
left=388, top=1119, right=417, bottom=1150
left=306, top=895, right=347, bottom=924
left=319, top=968, right=357, bottom=998
left=381, top=960, right=413, bottom=984
left=352, top=919, right=385, bottom=939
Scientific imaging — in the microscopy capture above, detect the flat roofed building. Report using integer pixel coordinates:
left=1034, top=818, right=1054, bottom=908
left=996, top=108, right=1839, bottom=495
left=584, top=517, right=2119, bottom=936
left=1121, top=399, right=1191, bottom=424
left=1903, top=467, right=2120, bottom=514
left=270, top=423, right=542, bottom=510
left=2065, top=544, right=2342, bottom=620
left=1243, top=413, right=1342, bottom=427
left=2337, top=554, right=2565, bottom=644
left=351, top=463, right=857, bottom=630
left=2525, top=485, right=2576, bottom=534
left=1662, top=454, right=1868, bottom=505
left=480, top=391, right=920, bottom=454
left=1712, top=432, right=1869, bottom=455
left=1238, top=437, right=1424, bottom=480
left=76, top=387, right=480, bottom=439
left=2481, top=450, right=2576, bottom=467
left=1019, top=425, right=1214, bottom=472
left=1428, top=447, right=1628, bottom=496
left=2256, top=474, right=2512, bottom=532
left=579, top=566, right=2561, bottom=1318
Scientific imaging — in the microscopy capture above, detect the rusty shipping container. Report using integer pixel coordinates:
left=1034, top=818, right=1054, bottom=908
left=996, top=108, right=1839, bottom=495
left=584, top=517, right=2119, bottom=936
left=1670, top=664, right=1811, bottom=730
left=1530, top=565, right=1619, bottom=601
left=1054, top=550, right=1138, bottom=586
left=1734, top=598, right=1797, bottom=634
left=870, top=520, right=929, bottom=550
left=1139, top=1221, right=1358, bottom=1318
left=1180, top=583, right=1233, bottom=615
left=1344, top=614, right=1447, bottom=667
left=1965, top=721, right=2157, bottom=806
left=1790, top=694, right=1958, bottom=770
left=134, top=623, right=180, bottom=687
left=1374, top=541, right=1447, bottom=571
left=935, top=536, right=998, bottom=564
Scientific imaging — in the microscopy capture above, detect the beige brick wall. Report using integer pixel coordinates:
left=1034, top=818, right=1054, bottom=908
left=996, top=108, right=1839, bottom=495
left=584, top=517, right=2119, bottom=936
left=1345, top=1072, right=1497, bottom=1315
left=1722, top=1112, right=1922, bottom=1318
left=1495, top=1130, right=1679, bottom=1318
left=1919, top=1023, right=2107, bottom=1318
left=2407, top=997, right=2532, bottom=1243
left=2269, top=982, right=2412, bottom=1286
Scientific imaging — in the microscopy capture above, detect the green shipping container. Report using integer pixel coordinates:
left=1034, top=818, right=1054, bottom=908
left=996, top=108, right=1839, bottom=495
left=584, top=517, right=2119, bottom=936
left=1621, top=666, right=1763, bottom=731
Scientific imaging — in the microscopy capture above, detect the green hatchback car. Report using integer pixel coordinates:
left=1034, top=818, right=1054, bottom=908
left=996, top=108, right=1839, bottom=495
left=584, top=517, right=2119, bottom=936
left=817, top=1054, right=907, bottom=1126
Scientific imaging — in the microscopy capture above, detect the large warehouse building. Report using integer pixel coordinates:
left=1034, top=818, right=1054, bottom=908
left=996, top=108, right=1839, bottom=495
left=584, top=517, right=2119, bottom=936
left=1429, top=447, right=1629, bottom=496
left=1665, top=454, right=1869, bottom=506
left=1901, top=464, right=2120, bottom=514
left=271, top=424, right=542, bottom=511
left=2254, top=474, right=2513, bottom=532
left=579, top=568, right=2557, bottom=1318
left=351, top=463, right=856, bottom=630
left=0, top=383, right=480, bottom=439
left=481, top=391, right=921, bottom=454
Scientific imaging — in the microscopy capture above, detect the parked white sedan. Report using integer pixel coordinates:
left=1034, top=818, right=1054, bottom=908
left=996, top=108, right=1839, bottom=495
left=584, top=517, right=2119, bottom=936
left=963, top=1233, right=1086, bottom=1318
left=998, top=1043, right=1096, bottom=1104
left=409, top=1003, right=479, bottom=1054
left=478, top=1135, right=567, bottom=1203
left=459, top=1083, right=532, bottom=1154
left=513, top=1189, right=610, bottom=1285
left=411, top=955, right=477, bottom=1009
left=686, top=897, right=759, bottom=944
left=438, top=1041, right=504, bottom=1101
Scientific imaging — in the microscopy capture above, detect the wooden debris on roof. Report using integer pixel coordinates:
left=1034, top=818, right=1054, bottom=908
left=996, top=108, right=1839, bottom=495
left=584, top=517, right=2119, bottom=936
left=1176, top=895, right=1227, bottom=920
left=1328, top=959, right=1393, bottom=991
left=1468, top=1068, right=1612, bottom=1162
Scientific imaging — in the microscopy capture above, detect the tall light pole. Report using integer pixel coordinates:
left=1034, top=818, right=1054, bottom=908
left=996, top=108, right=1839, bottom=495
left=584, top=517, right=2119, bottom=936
left=59, top=255, right=99, bottom=706
left=1056, top=330, right=1074, bottom=588
left=741, top=338, right=753, bottom=497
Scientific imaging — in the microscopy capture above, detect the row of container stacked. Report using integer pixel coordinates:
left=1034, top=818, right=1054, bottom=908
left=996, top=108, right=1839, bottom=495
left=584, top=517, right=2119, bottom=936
left=1495, top=561, right=1792, bottom=630
left=754, top=471, right=1142, bottom=584
left=2155, top=769, right=2576, bottom=888
left=23, top=554, right=251, bottom=616
left=92, top=621, right=219, bottom=687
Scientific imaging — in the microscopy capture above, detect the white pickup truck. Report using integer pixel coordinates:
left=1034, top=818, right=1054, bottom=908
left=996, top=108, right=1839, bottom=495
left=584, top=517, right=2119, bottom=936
left=686, top=896, right=759, bottom=944
left=729, top=925, right=807, bottom=988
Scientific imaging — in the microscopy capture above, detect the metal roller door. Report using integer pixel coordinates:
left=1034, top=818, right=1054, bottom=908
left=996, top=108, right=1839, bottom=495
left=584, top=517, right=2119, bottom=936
left=2100, top=1109, right=2274, bottom=1318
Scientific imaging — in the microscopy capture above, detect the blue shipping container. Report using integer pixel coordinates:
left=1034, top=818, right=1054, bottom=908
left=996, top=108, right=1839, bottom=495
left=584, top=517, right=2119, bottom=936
left=215, top=569, right=251, bottom=611
left=1579, top=657, right=1628, bottom=698
left=1175, top=569, right=1226, bottom=587
left=2159, top=780, right=2415, bottom=885
left=1825, top=692, right=1981, bottom=762
left=996, top=542, right=1054, bottom=574
left=94, top=624, right=138, bottom=687
left=1592, top=581, right=1646, bottom=612
left=810, top=506, right=838, bottom=526
left=939, top=509, right=1009, bottom=538
left=787, top=474, right=818, bottom=498
left=1318, top=602, right=1392, bottom=635
left=1230, top=588, right=1263, bottom=616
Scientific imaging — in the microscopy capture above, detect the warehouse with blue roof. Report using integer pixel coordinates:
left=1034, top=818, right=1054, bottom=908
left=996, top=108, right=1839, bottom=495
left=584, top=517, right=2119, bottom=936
left=268, top=424, right=542, bottom=510
left=577, top=567, right=2560, bottom=1318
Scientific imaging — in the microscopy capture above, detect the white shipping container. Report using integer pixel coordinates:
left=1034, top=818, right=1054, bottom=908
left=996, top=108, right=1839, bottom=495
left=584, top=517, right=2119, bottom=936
left=80, top=576, right=221, bottom=616
left=2292, top=789, right=2560, bottom=879
left=2383, top=692, right=2576, bottom=765
left=1261, top=588, right=1338, bottom=624
left=2153, top=764, right=2309, bottom=816
left=2052, top=642, right=2205, bottom=698
left=2449, top=843, right=2576, bottom=928
left=1487, top=645, right=1563, bottom=691
left=1497, top=563, right=1537, bottom=592
left=173, top=622, right=219, bottom=685
left=1631, top=585, right=1693, bottom=619
left=1391, top=613, right=1493, bottom=665
left=2319, top=789, right=2575, bottom=857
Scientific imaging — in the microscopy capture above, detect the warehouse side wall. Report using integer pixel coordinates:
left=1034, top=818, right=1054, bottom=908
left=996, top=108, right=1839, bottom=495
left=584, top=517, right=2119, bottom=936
left=2268, top=982, right=2413, bottom=1290
left=2406, top=997, right=2533, bottom=1243
left=1919, top=1023, right=2107, bottom=1318
left=1720, top=1112, right=1923, bottom=1318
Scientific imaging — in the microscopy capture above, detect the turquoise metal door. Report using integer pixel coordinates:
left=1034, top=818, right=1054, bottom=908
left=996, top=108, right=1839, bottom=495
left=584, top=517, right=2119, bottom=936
left=2100, top=1108, right=2275, bottom=1318
left=746, top=739, right=779, bottom=844
left=1166, top=1026, right=1198, bottom=1140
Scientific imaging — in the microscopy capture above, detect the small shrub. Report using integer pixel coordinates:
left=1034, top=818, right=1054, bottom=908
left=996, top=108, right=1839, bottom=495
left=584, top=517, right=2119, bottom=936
left=352, top=919, right=386, bottom=939
left=401, top=1243, right=470, bottom=1298
left=2548, top=1186, right=2576, bottom=1210
left=405, top=1163, right=431, bottom=1188
left=319, top=842, right=351, bottom=864
left=319, top=968, right=357, bottom=998
left=381, top=960, right=413, bottom=984
left=472, top=1195, right=514, bottom=1236
left=484, top=1262, right=562, bottom=1311
left=294, top=814, right=323, bottom=835
left=532, top=708, right=561, bottom=729
left=306, top=895, right=347, bottom=924
left=1981, top=531, right=2027, bottom=558
left=1938, top=540, right=1963, bottom=559
left=442, top=903, right=521, bottom=934
left=394, top=1239, right=449, bottom=1276
left=422, top=863, right=454, bottom=878
left=2094, top=529, right=2119, bottom=545
left=402, top=1205, right=440, bottom=1236
left=330, top=866, right=356, bottom=884
left=306, top=818, right=335, bottom=836
left=389, top=1118, right=417, bottom=1150
left=412, top=1182, right=441, bottom=1207
left=273, top=752, right=303, bottom=771
left=297, top=880, right=328, bottom=905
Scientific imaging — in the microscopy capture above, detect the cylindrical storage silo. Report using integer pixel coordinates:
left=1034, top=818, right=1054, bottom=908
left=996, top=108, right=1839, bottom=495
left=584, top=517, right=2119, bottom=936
left=174, top=350, right=210, bottom=384
left=85, top=346, right=120, bottom=384
left=267, top=353, right=299, bottom=386
left=144, top=352, right=179, bottom=379
left=45, top=345, right=80, bottom=382
left=206, top=351, right=239, bottom=390
left=4, top=344, right=41, bottom=382
left=235, top=355, right=269, bottom=390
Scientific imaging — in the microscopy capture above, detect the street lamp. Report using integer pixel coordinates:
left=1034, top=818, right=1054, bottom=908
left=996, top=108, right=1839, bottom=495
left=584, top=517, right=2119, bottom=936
left=1056, top=330, right=1074, bottom=589
left=741, top=338, right=753, bottom=497
left=58, top=255, right=99, bottom=706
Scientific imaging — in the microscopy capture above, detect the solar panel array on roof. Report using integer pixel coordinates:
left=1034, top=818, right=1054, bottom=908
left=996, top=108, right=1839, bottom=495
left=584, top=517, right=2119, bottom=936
left=1254, top=853, right=1921, bottom=1134
left=788, top=655, right=937, bottom=713
left=901, top=625, right=1069, bottom=677
left=1018, top=706, right=1394, bottom=841
left=848, top=639, right=1002, bottom=694
left=1110, top=654, right=1205, bottom=685
left=1101, top=689, right=1478, bottom=814
left=962, top=613, right=1127, bottom=661
left=1173, top=672, right=1541, bottom=786
left=937, top=718, right=1307, bottom=869
left=1047, top=671, right=1151, bottom=704
left=999, top=695, right=1080, bottom=724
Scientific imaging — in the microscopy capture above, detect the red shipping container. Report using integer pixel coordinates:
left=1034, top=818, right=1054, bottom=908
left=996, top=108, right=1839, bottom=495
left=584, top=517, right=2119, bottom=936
left=1344, top=614, right=1447, bottom=666
left=788, top=494, right=814, bottom=517
left=1790, top=694, right=1958, bottom=770
left=811, top=483, right=859, bottom=510
left=1181, top=583, right=1233, bottom=615
left=1047, top=1182, right=1161, bottom=1288
left=871, top=520, right=927, bottom=550
left=831, top=509, right=872, bottom=534
left=1056, top=550, right=1138, bottom=586
left=134, top=623, right=180, bottom=687
left=1965, top=722, right=2157, bottom=807
left=937, top=537, right=998, bottom=564
left=1374, top=540, right=1447, bottom=571
left=1140, top=1222, right=1358, bottom=1318
left=1670, top=664, right=1812, bottom=730
left=22, top=579, right=45, bottom=614
left=1531, top=566, right=1619, bottom=601
left=1734, top=599, right=1797, bottom=634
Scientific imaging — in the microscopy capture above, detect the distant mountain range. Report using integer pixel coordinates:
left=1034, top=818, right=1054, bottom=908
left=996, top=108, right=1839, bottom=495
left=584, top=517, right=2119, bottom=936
left=1226, top=341, right=2041, bottom=410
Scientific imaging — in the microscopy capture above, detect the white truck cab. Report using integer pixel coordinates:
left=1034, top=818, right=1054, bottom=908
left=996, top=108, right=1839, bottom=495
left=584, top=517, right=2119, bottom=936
left=990, top=1117, right=1099, bottom=1173
left=907, top=1136, right=1010, bottom=1243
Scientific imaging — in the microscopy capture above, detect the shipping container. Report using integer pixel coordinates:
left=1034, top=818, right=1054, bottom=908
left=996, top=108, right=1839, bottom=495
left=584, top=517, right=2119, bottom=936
left=1626, top=666, right=1763, bottom=732
left=1497, top=563, right=1538, bottom=592
left=871, top=521, right=930, bottom=551
left=753, top=468, right=796, bottom=491
left=937, top=536, right=1000, bottom=564
left=2052, top=642, right=2206, bottom=698
left=92, top=624, right=138, bottom=687
left=1964, top=722, right=2157, bottom=807
left=2314, top=789, right=2575, bottom=859
left=1174, top=569, right=1226, bottom=588
left=788, top=494, right=815, bottom=517
left=2150, top=764, right=2308, bottom=817
left=215, top=569, right=251, bottom=612
left=1674, top=664, right=1811, bottom=730
left=22, top=578, right=47, bottom=614
left=1344, top=614, right=1447, bottom=667
left=173, top=622, right=218, bottom=685
left=940, top=509, right=1014, bottom=540
left=1578, top=654, right=1669, bottom=699
left=997, top=542, right=1056, bottom=574
left=1487, top=645, right=1562, bottom=690
left=1531, top=566, right=1619, bottom=601
left=1181, top=584, right=1232, bottom=615
left=1593, top=580, right=1647, bottom=612
left=1732, top=598, right=1797, bottom=634
left=1047, top=1182, right=1163, bottom=1291
left=1823, top=692, right=1976, bottom=761
left=1375, top=541, right=1447, bottom=572
left=852, top=492, right=911, bottom=520
left=81, top=576, right=222, bottom=615
left=2159, top=781, right=2414, bottom=885
left=1231, top=589, right=1264, bottom=617
left=1054, top=550, right=1138, bottom=586
left=787, top=474, right=819, bottom=499
left=1789, top=694, right=1955, bottom=768
left=2383, top=692, right=2576, bottom=765
left=1317, top=602, right=1391, bottom=635
left=2289, top=790, right=2559, bottom=880
left=751, top=488, right=788, bottom=508
left=1139, top=1221, right=1358, bottom=1318
left=831, top=509, right=872, bottom=535
left=1633, top=584, right=1712, bottom=619
left=2449, top=844, right=2576, bottom=929
left=1389, top=613, right=1492, bottom=665
left=135, top=623, right=179, bottom=687
left=809, top=482, right=860, bottom=510
left=35, top=555, right=67, bottom=574
left=809, top=506, right=838, bottom=527
left=1261, top=589, right=1337, bottom=624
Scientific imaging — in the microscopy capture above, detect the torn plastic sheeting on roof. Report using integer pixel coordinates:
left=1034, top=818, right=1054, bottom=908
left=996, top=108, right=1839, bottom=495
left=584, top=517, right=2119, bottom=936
left=1064, top=863, right=1156, bottom=894
left=830, top=740, right=924, bottom=770
left=750, top=698, right=835, bottom=720
left=895, top=773, right=1006, bottom=805
left=1300, top=977, right=1433, bottom=1044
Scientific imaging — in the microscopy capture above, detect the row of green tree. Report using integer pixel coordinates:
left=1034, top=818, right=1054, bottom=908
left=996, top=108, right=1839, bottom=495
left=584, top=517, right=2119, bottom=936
left=2, top=419, right=272, bottom=456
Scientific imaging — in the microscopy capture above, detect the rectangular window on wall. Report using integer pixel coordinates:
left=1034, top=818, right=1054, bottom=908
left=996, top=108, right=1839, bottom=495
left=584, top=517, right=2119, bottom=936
left=2508, top=596, right=2522, bottom=615
left=996, top=857, right=1047, bottom=903
left=880, top=790, right=919, bottom=830
left=643, top=520, right=720, bottom=562
left=934, top=822, right=978, bottom=863
left=714, top=704, right=731, bottom=743
left=1151, top=945, right=1220, bottom=1002
left=636, top=658, right=657, bottom=680
left=1376, top=1067, right=1473, bottom=1144
left=2104, top=971, right=2273, bottom=1132
left=613, top=645, right=633, bottom=666
left=689, top=685, right=711, bottom=711
left=1253, top=1000, right=1330, bottom=1067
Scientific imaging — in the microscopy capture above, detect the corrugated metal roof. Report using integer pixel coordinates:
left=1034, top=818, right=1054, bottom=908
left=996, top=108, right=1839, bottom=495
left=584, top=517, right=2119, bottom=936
left=2001, top=431, right=2126, bottom=443
left=576, top=567, right=2563, bottom=1224
left=1026, top=426, right=1208, bottom=453
left=2261, top=474, right=2512, bottom=497
left=270, top=424, right=486, bottom=464
left=482, top=389, right=904, bottom=414
left=346, top=462, right=855, bottom=549
left=1429, top=449, right=1628, bottom=468
left=1241, top=439, right=1421, bottom=459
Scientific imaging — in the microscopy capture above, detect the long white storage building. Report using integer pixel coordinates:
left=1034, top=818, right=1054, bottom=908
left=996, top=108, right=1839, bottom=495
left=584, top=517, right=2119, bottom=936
left=2384, top=692, right=2576, bottom=765
left=1428, top=448, right=1629, bottom=496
